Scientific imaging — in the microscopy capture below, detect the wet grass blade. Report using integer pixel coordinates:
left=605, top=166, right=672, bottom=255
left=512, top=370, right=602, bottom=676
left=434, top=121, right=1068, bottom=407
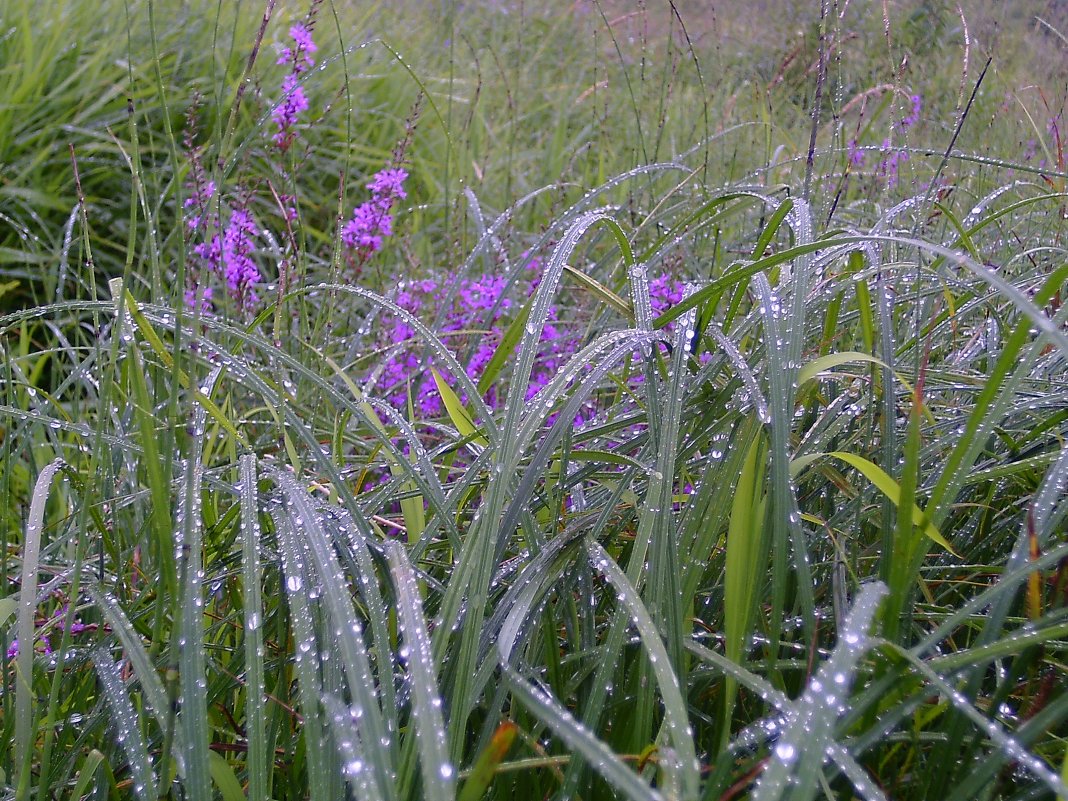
left=272, top=471, right=395, bottom=801
left=387, top=540, right=456, bottom=801
left=753, top=270, right=816, bottom=655
left=87, top=587, right=173, bottom=750
left=92, top=648, right=156, bottom=801
left=498, top=654, right=661, bottom=801
left=588, top=540, right=700, bottom=799
left=274, top=509, right=332, bottom=801
left=458, top=721, right=517, bottom=801
left=752, top=582, right=887, bottom=801
left=238, top=454, right=268, bottom=801
left=13, top=458, right=65, bottom=789
left=723, top=433, right=767, bottom=740
left=886, top=641, right=1068, bottom=798
left=176, top=422, right=211, bottom=800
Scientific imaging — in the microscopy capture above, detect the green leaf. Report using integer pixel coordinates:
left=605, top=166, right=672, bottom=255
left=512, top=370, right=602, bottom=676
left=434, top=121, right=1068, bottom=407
left=723, top=434, right=767, bottom=741
left=824, top=451, right=959, bottom=556
left=208, top=752, right=246, bottom=801
left=14, top=459, right=65, bottom=785
left=0, top=596, right=16, bottom=628
left=477, top=299, right=531, bottom=396
left=432, top=367, right=488, bottom=448
left=563, top=264, right=633, bottom=318
left=797, top=351, right=888, bottom=388
left=69, top=750, right=105, bottom=801
left=387, top=541, right=456, bottom=801
left=92, top=649, right=156, bottom=801
left=110, top=279, right=248, bottom=448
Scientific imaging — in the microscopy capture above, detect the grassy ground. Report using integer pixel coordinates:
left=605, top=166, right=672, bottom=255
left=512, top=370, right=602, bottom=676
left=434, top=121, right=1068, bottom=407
left=1, top=0, right=1067, bottom=799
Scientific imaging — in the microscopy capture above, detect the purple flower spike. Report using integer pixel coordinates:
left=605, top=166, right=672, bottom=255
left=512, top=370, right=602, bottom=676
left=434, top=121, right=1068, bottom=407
left=273, top=21, right=318, bottom=148
left=290, top=23, right=317, bottom=65
left=899, top=93, right=922, bottom=130
left=184, top=285, right=214, bottom=312
left=367, top=168, right=409, bottom=200
left=847, top=139, right=865, bottom=167
left=272, top=75, right=310, bottom=147
left=222, top=208, right=260, bottom=306
left=343, top=166, right=408, bottom=262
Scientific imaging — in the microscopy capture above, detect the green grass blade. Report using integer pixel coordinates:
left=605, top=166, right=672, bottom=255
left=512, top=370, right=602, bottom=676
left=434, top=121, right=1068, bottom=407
left=207, top=751, right=246, bottom=801
left=499, top=663, right=661, bottom=801
left=322, top=694, right=387, bottom=801
left=386, top=541, right=456, bottom=801
left=588, top=540, right=700, bottom=799
left=819, top=451, right=956, bottom=555
left=91, top=648, right=156, bottom=801
left=87, top=587, right=172, bottom=748
left=723, top=433, right=767, bottom=740
left=885, top=642, right=1068, bottom=798
left=176, top=418, right=211, bottom=800
left=13, top=458, right=65, bottom=789
left=274, top=509, right=332, bottom=801
left=753, top=270, right=816, bottom=653
left=238, top=454, right=268, bottom=801
left=752, top=581, right=887, bottom=801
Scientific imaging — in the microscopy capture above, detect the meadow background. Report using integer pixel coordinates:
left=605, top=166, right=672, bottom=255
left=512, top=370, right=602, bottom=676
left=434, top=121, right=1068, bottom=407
left=1, top=0, right=1067, bottom=798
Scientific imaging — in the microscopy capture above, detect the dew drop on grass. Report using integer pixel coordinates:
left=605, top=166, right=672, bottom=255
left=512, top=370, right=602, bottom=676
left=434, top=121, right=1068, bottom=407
left=774, top=742, right=797, bottom=763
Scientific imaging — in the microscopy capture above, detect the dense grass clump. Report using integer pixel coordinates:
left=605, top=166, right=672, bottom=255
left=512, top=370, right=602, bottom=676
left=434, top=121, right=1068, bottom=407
left=2, top=1, right=1067, bottom=799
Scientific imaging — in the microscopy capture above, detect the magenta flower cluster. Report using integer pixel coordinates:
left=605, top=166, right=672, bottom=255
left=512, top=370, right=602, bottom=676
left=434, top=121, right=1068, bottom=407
left=366, top=259, right=685, bottom=424
left=876, top=145, right=910, bottom=188
left=370, top=267, right=556, bottom=419
left=273, top=23, right=318, bottom=149
left=183, top=165, right=217, bottom=311
left=6, top=605, right=88, bottom=660
left=221, top=208, right=260, bottom=305
left=342, top=167, right=409, bottom=260
left=184, top=174, right=261, bottom=310
left=899, top=93, right=922, bottom=131
left=848, top=92, right=922, bottom=187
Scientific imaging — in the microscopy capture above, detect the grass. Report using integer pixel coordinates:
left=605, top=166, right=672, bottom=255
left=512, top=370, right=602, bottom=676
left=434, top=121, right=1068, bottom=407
left=1, top=0, right=1068, bottom=799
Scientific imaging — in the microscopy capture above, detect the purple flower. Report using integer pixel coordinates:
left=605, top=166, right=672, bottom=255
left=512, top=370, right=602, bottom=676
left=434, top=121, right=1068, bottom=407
left=272, top=22, right=317, bottom=149
left=343, top=167, right=408, bottom=260
left=342, top=202, right=386, bottom=252
left=876, top=139, right=910, bottom=189
left=278, top=23, right=317, bottom=70
left=7, top=605, right=88, bottom=659
left=182, top=140, right=220, bottom=310
left=184, top=285, right=214, bottom=312
left=192, top=234, right=222, bottom=273
left=899, top=93, right=922, bottom=130
left=367, top=168, right=408, bottom=200
left=184, top=179, right=216, bottom=231
left=6, top=638, right=51, bottom=659
left=847, top=139, right=865, bottom=167
left=222, top=208, right=260, bottom=306
left=272, top=74, right=310, bottom=147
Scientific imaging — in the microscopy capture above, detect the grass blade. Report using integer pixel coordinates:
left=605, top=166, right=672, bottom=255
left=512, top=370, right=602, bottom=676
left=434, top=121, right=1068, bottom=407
left=752, top=581, right=887, bottom=801
left=587, top=540, right=700, bottom=799
left=458, top=721, right=517, bottom=801
left=387, top=540, right=456, bottom=801
left=723, top=433, right=767, bottom=741
left=238, top=454, right=268, bottom=801
left=91, top=648, right=156, bottom=801
left=13, top=458, right=65, bottom=789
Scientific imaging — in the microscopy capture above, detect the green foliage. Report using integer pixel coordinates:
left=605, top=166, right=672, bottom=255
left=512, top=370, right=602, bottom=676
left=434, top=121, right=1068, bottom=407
left=2, top=2, right=1067, bottom=800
